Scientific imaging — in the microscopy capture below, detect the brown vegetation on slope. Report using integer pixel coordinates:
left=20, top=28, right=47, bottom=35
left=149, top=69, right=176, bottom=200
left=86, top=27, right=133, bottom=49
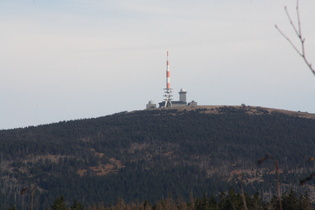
left=157, top=105, right=315, bottom=119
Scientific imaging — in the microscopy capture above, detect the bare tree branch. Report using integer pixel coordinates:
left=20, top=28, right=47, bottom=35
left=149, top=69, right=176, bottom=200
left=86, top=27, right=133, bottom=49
left=276, top=0, right=315, bottom=77
left=284, top=6, right=299, bottom=37
left=275, top=25, right=303, bottom=57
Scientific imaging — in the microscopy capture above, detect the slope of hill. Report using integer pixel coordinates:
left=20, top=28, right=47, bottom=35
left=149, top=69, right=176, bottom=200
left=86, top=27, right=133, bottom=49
left=1, top=105, right=315, bottom=209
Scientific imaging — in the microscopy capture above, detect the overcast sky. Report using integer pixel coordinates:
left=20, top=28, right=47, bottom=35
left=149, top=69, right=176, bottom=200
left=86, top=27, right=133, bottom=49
left=1, top=0, right=315, bottom=129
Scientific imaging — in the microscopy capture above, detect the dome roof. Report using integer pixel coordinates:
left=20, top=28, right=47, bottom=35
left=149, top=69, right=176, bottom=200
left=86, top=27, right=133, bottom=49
left=148, top=100, right=155, bottom=104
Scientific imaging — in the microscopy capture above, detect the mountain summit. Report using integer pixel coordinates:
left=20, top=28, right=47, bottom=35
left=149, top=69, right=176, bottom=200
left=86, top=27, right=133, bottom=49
left=1, top=105, right=315, bottom=208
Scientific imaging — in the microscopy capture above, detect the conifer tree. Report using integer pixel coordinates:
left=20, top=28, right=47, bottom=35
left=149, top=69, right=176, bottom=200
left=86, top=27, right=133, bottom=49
left=71, top=200, right=84, bottom=210
left=51, top=196, right=67, bottom=210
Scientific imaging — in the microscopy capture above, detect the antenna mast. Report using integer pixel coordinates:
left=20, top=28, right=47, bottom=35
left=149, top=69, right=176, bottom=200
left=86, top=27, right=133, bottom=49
left=164, top=51, right=173, bottom=107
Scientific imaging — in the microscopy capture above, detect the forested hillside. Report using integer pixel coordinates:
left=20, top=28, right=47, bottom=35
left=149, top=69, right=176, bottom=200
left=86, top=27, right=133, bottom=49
left=1, top=105, right=315, bottom=209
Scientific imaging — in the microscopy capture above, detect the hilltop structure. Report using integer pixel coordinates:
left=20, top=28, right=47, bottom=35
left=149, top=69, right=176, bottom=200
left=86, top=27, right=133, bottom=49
left=146, top=52, right=197, bottom=109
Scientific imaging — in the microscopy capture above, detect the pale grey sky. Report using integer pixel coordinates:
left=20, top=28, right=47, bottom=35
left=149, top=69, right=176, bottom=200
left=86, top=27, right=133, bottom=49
left=1, top=0, right=315, bottom=129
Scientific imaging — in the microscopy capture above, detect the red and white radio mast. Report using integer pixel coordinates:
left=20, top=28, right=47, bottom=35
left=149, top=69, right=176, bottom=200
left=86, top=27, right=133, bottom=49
left=164, top=51, right=173, bottom=107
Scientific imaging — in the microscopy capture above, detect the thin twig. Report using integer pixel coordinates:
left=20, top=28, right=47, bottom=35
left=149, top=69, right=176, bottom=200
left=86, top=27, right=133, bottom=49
left=299, top=157, right=315, bottom=185
left=275, top=25, right=303, bottom=57
left=300, top=173, right=315, bottom=186
left=276, top=0, right=315, bottom=77
left=296, top=0, right=302, bottom=38
left=257, top=155, right=283, bottom=210
left=238, top=174, right=248, bottom=210
left=275, top=160, right=283, bottom=210
left=284, top=6, right=299, bottom=37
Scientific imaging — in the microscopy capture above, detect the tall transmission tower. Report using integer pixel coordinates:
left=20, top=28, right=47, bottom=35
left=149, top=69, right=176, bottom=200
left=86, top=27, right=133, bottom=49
left=164, top=51, right=173, bottom=107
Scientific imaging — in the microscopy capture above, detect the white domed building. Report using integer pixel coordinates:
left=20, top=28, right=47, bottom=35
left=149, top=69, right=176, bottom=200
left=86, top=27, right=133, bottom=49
left=146, top=100, right=157, bottom=109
